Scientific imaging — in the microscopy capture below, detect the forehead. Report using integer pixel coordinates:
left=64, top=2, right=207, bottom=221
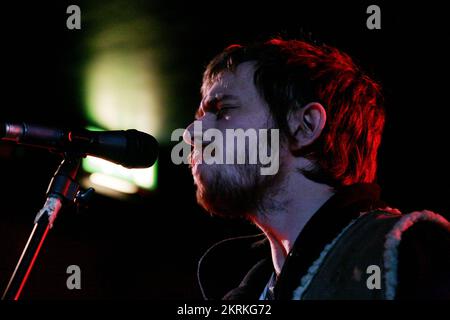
left=203, top=62, right=257, bottom=99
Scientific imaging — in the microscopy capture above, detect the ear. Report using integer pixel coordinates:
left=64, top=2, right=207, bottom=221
left=288, top=102, right=327, bottom=152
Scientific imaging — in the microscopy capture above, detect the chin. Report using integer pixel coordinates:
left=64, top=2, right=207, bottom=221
left=192, top=164, right=262, bottom=219
left=193, top=163, right=233, bottom=183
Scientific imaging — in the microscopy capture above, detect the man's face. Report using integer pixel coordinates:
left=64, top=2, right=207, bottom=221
left=184, top=62, right=285, bottom=218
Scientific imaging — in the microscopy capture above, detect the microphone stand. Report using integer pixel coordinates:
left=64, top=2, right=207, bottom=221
left=2, top=153, right=85, bottom=300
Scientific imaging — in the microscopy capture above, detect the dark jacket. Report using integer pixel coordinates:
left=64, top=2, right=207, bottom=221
left=197, top=184, right=450, bottom=300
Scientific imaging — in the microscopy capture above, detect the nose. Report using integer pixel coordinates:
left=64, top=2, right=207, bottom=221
left=183, top=115, right=214, bottom=147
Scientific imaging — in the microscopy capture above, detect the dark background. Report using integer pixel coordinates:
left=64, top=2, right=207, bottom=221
left=0, top=0, right=448, bottom=299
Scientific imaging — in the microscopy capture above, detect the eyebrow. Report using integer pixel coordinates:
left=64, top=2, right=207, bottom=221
left=195, top=94, right=240, bottom=119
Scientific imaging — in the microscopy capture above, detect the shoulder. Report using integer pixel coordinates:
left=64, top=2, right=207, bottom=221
left=361, top=209, right=450, bottom=299
left=359, top=209, right=450, bottom=299
left=395, top=211, right=450, bottom=299
left=294, top=208, right=450, bottom=300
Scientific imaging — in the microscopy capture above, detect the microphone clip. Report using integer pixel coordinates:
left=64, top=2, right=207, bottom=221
left=75, top=187, right=95, bottom=214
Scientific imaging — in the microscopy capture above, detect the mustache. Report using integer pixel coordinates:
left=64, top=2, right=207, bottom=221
left=188, top=142, right=214, bottom=169
left=188, top=148, right=202, bottom=169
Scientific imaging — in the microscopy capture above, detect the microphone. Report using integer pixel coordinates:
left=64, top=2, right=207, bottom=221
left=0, top=122, right=159, bottom=168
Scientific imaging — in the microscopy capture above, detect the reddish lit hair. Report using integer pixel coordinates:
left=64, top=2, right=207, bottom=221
left=203, top=38, right=385, bottom=187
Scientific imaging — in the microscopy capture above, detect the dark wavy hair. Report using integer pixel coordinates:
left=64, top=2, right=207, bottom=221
left=202, top=38, right=385, bottom=187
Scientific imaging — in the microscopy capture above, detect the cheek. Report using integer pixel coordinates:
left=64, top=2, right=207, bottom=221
left=278, top=143, right=293, bottom=167
left=223, top=105, right=268, bottom=128
left=239, top=114, right=268, bottom=130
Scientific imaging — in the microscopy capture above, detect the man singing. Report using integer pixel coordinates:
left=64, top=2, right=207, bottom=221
left=183, top=38, right=450, bottom=300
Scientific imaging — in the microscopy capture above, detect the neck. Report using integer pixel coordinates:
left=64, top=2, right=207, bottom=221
left=251, top=173, right=334, bottom=276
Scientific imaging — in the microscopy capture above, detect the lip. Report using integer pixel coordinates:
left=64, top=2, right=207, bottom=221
left=190, top=149, right=203, bottom=167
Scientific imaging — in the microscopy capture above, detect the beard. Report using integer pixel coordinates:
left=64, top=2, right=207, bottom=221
left=191, top=160, right=284, bottom=220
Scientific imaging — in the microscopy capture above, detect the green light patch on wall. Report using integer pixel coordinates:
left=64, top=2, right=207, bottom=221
left=80, top=2, right=163, bottom=196
left=82, top=156, right=157, bottom=193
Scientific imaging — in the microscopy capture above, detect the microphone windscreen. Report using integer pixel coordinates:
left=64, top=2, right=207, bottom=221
left=123, top=130, right=159, bottom=168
